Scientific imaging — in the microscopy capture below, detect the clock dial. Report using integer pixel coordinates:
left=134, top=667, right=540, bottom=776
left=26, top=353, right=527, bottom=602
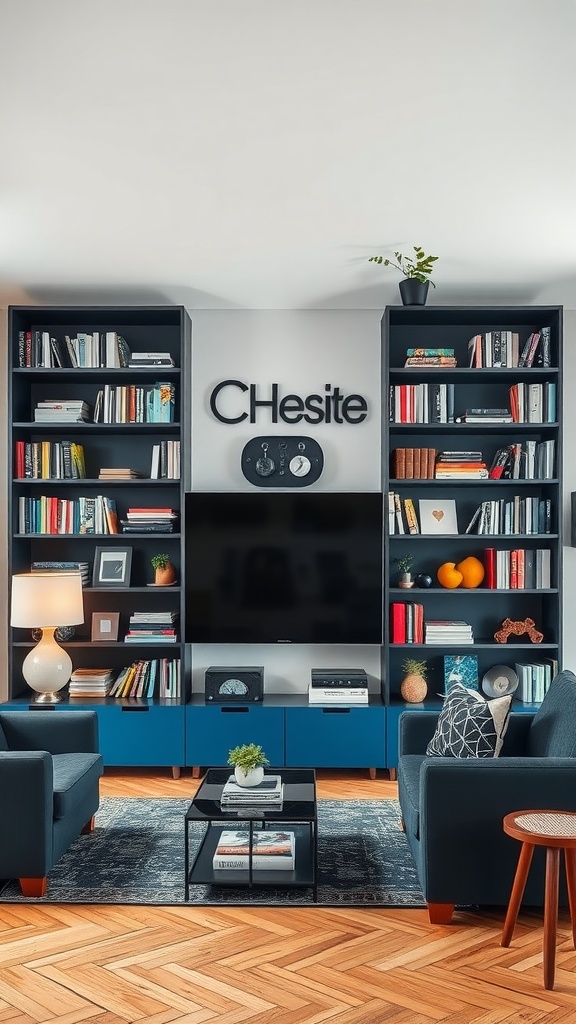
left=289, top=454, right=311, bottom=477
left=219, top=677, right=249, bottom=696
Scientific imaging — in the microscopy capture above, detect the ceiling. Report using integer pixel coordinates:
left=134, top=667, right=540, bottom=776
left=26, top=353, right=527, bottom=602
left=2, top=0, right=576, bottom=310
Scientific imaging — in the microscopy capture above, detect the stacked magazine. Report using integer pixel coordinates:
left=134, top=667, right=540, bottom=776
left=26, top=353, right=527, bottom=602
left=212, top=829, right=295, bottom=870
left=220, top=773, right=284, bottom=810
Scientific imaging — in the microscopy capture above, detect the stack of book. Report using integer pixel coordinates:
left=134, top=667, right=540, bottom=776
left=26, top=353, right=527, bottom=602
left=425, top=621, right=474, bottom=645
left=120, top=508, right=179, bottom=533
left=220, top=773, right=284, bottom=809
left=404, top=347, right=457, bottom=367
left=31, top=560, right=91, bottom=585
left=435, top=451, right=488, bottom=480
left=128, top=351, right=175, bottom=367
left=456, top=408, right=513, bottom=424
left=69, top=668, right=114, bottom=698
left=212, top=829, right=295, bottom=870
left=98, top=468, right=143, bottom=480
left=124, top=610, right=179, bottom=643
left=33, top=400, right=91, bottom=423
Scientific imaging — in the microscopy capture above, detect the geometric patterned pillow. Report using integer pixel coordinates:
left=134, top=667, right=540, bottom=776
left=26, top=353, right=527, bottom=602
left=426, top=682, right=512, bottom=758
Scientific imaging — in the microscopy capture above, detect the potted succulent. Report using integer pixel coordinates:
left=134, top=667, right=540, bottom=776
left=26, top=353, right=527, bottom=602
left=368, top=246, right=438, bottom=305
left=227, top=742, right=270, bottom=788
left=394, top=554, right=415, bottom=589
left=150, top=553, right=177, bottom=586
left=400, top=658, right=428, bottom=703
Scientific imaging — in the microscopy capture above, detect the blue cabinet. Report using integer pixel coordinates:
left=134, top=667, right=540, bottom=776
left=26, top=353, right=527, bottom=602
left=285, top=703, right=385, bottom=769
left=186, top=703, right=285, bottom=768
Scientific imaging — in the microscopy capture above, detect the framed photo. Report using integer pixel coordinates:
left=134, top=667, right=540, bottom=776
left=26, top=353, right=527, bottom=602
left=91, top=611, right=120, bottom=641
left=93, top=546, right=132, bottom=587
left=418, top=498, right=458, bottom=534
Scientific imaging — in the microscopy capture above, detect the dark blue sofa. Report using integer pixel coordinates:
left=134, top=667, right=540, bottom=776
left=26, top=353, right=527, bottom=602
left=0, top=710, right=103, bottom=896
left=397, top=669, right=576, bottom=924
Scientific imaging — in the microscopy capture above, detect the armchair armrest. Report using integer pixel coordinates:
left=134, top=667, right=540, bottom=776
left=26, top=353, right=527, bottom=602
left=0, top=751, right=53, bottom=873
left=0, top=711, right=99, bottom=754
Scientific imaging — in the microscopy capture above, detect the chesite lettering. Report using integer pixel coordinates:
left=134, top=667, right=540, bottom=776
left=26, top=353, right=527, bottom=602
left=210, top=380, right=368, bottom=425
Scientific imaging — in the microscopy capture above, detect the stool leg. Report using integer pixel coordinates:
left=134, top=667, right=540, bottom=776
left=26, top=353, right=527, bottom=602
left=564, top=847, right=576, bottom=949
left=501, top=841, right=535, bottom=947
left=543, top=846, right=560, bottom=990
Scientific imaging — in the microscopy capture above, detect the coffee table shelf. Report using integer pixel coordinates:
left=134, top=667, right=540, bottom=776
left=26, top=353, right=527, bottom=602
left=184, top=767, right=317, bottom=900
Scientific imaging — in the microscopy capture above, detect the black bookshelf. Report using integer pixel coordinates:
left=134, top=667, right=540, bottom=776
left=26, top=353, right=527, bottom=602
left=382, top=306, right=563, bottom=748
left=7, top=305, right=192, bottom=773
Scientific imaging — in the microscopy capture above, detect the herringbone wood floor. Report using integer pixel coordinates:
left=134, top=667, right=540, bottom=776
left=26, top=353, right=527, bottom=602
left=1, top=768, right=575, bottom=1023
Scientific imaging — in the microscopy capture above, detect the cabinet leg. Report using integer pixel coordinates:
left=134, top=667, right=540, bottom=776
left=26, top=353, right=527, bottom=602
left=428, top=902, right=454, bottom=924
left=368, top=767, right=376, bottom=780
left=171, top=766, right=181, bottom=780
left=192, top=766, right=201, bottom=779
left=389, top=768, right=397, bottom=781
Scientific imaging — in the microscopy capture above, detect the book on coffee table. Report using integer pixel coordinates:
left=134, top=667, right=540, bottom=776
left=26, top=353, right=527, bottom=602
left=212, top=829, right=295, bottom=870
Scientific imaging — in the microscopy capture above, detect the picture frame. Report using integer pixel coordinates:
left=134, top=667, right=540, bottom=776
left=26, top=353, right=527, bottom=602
left=91, top=611, right=120, bottom=641
left=92, top=546, right=133, bottom=587
left=418, top=498, right=458, bottom=535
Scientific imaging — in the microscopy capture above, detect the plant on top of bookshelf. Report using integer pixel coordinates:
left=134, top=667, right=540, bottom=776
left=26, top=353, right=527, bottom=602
left=369, top=246, right=438, bottom=305
left=228, top=742, right=271, bottom=787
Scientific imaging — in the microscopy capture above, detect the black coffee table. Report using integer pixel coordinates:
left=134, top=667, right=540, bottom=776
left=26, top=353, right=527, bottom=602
left=185, top=767, right=317, bottom=900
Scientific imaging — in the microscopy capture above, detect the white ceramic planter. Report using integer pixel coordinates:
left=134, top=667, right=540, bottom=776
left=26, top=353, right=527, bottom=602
left=234, top=765, right=264, bottom=788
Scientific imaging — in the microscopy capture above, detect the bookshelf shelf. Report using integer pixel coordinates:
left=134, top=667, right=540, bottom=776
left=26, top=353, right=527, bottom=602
left=7, top=305, right=191, bottom=771
left=382, top=305, right=563, bottom=742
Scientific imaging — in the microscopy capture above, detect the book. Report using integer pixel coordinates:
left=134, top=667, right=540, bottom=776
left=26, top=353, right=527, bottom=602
left=221, top=774, right=282, bottom=801
left=444, top=655, right=479, bottom=693
left=212, top=829, right=295, bottom=870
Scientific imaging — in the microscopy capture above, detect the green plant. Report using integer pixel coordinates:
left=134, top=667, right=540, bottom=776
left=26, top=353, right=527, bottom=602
left=368, top=246, right=438, bottom=286
left=401, top=658, right=428, bottom=679
left=151, top=553, right=171, bottom=570
left=394, top=554, right=414, bottom=574
left=227, top=743, right=270, bottom=773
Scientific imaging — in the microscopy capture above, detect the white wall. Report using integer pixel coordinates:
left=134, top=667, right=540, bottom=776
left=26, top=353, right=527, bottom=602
left=188, top=309, right=384, bottom=692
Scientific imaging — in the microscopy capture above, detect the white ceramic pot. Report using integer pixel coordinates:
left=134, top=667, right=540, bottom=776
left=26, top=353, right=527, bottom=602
left=234, top=765, right=264, bottom=788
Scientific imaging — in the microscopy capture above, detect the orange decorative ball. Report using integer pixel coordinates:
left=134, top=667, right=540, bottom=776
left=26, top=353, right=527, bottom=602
left=437, top=562, right=463, bottom=589
left=455, top=555, right=485, bottom=589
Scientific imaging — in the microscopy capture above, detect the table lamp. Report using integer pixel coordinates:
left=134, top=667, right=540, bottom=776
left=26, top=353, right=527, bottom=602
left=10, top=572, right=84, bottom=703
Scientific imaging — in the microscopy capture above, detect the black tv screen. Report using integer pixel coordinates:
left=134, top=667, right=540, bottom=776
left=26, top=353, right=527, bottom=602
left=184, top=492, right=383, bottom=644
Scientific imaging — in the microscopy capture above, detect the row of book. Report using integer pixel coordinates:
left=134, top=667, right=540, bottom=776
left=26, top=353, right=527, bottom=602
left=484, top=548, right=551, bottom=590
left=488, top=440, right=555, bottom=480
left=466, top=498, right=552, bottom=536
left=508, top=382, right=556, bottom=423
left=17, top=494, right=120, bottom=535
left=467, top=328, right=551, bottom=369
left=390, top=605, right=477, bottom=645
left=124, top=611, right=179, bottom=644
left=109, top=658, right=181, bottom=698
left=212, top=828, right=295, bottom=871
left=94, top=383, right=176, bottom=424
left=389, top=383, right=455, bottom=423
left=514, top=661, right=555, bottom=704
left=18, top=330, right=132, bottom=369
left=391, top=447, right=437, bottom=479
left=14, top=441, right=86, bottom=480
left=150, top=441, right=180, bottom=479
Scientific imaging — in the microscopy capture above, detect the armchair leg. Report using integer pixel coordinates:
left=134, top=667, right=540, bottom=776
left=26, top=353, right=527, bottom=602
left=82, top=816, right=95, bottom=834
left=20, top=877, right=47, bottom=897
left=428, top=902, right=455, bottom=925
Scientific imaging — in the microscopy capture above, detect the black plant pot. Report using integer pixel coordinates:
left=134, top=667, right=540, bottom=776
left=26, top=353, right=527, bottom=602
left=399, top=278, right=429, bottom=306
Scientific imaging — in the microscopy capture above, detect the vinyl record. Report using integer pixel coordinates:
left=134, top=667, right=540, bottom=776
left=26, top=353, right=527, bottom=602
left=482, top=664, right=519, bottom=698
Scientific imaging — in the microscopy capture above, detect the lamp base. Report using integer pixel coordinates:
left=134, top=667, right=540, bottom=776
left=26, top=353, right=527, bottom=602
left=31, top=690, right=65, bottom=704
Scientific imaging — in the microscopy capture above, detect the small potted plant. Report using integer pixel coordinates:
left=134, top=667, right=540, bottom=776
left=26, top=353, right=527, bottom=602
left=400, top=658, right=428, bottom=703
left=368, top=246, right=438, bottom=305
left=151, top=553, right=177, bottom=586
left=227, top=742, right=270, bottom=788
left=394, top=554, right=415, bottom=589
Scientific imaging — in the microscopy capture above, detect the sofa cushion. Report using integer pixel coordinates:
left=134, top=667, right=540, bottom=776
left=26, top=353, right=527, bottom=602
left=426, top=683, right=512, bottom=758
left=397, top=754, right=424, bottom=839
left=528, top=670, right=576, bottom=758
left=0, top=723, right=8, bottom=751
left=52, top=752, right=103, bottom=819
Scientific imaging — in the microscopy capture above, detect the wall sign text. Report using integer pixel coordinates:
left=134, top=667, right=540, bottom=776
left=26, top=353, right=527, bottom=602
left=210, top=380, right=368, bottom=425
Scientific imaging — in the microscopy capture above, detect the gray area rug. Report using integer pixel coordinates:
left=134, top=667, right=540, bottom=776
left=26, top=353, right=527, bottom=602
left=0, top=797, right=425, bottom=907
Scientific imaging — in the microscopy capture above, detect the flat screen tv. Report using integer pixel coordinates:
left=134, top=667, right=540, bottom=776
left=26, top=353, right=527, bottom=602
left=184, top=491, right=383, bottom=644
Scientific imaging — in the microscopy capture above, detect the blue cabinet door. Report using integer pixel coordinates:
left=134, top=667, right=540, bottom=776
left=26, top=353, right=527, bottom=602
left=186, top=704, right=285, bottom=767
left=285, top=705, right=385, bottom=768
left=58, top=703, right=186, bottom=766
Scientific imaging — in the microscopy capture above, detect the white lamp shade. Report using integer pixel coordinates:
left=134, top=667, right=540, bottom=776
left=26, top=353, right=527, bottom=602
left=11, top=572, right=84, bottom=628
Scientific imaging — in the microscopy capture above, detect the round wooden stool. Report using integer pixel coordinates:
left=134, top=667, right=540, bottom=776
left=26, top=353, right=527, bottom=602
left=501, top=810, right=576, bottom=990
